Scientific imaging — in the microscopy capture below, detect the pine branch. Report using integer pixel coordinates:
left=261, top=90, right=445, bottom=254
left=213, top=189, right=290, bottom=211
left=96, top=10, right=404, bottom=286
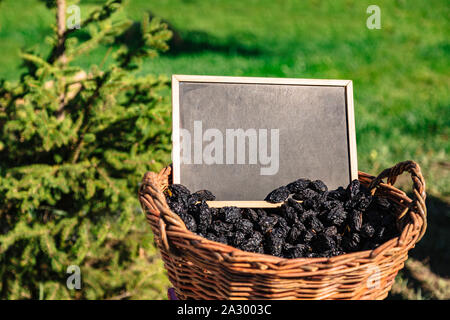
left=69, top=72, right=110, bottom=164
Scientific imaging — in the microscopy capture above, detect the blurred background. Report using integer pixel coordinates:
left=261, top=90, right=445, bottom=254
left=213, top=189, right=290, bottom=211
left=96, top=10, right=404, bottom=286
left=0, top=0, right=448, bottom=299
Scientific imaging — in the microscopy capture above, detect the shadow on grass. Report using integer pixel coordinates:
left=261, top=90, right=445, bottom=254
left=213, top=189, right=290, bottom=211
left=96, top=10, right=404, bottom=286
left=387, top=194, right=449, bottom=300
left=409, top=195, right=450, bottom=278
left=67, top=11, right=266, bottom=64
left=148, top=9, right=266, bottom=57
left=166, top=30, right=265, bottom=57
left=387, top=290, right=407, bottom=300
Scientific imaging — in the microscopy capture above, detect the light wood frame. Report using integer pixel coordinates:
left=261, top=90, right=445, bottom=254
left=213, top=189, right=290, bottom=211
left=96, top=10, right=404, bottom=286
left=171, top=75, right=358, bottom=207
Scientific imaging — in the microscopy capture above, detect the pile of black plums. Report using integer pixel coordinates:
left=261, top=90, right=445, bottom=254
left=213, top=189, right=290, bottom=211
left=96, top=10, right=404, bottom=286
left=164, top=179, right=399, bottom=258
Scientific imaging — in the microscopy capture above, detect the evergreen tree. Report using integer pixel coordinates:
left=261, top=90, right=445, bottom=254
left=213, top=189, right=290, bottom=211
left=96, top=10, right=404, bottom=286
left=0, top=0, right=172, bottom=299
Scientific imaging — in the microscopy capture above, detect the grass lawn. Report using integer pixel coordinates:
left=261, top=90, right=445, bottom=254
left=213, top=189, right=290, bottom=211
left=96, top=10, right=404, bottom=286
left=0, top=0, right=448, bottom=299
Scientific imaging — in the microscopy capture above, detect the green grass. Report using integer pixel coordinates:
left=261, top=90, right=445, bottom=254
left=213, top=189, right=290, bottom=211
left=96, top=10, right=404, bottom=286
left=0, top=0, right=449, bottom=299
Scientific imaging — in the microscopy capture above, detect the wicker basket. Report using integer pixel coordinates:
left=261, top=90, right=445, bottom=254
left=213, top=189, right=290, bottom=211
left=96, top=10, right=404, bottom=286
left=138, top=160, right=426, bottom=300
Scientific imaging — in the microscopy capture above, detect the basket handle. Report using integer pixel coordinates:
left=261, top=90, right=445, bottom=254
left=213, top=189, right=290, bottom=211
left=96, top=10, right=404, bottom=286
left=139, top=166, right=186, bottom=255
left=368, top=160, right=427, bottom=242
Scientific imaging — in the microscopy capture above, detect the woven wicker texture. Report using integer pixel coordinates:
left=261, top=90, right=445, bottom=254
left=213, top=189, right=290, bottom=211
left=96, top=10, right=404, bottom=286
left=139, top=160, right=426, bottom=300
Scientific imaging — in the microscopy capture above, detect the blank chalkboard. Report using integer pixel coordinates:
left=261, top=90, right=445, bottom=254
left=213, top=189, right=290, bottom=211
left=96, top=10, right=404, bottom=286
left=172, top=75, right=357, bottom=204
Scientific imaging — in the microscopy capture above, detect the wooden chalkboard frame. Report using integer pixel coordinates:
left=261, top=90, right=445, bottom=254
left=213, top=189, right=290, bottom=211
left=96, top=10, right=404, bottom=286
left=171, top=75, right=358, bottom=207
